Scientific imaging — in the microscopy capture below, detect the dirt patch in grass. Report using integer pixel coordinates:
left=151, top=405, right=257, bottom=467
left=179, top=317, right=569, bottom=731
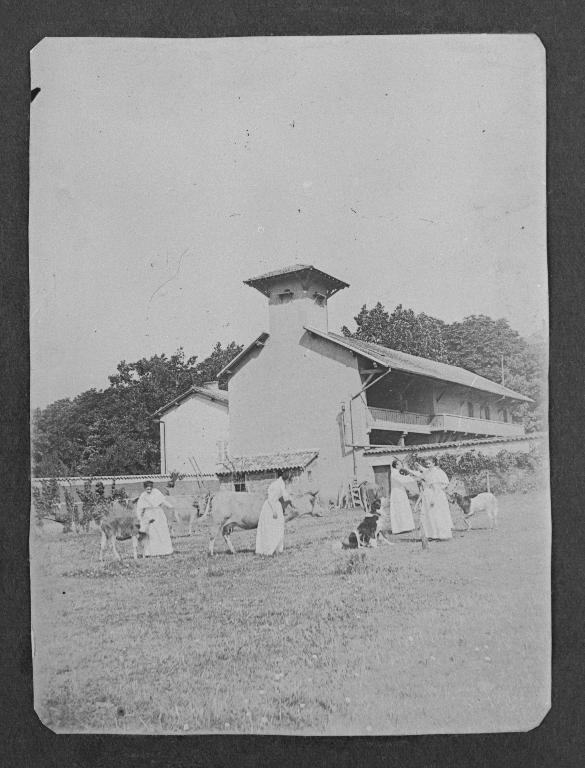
left=30, top=491, right=550, bottom=734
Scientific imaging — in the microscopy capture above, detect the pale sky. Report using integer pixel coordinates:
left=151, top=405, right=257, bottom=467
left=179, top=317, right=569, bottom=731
left=30, top=35, right=547, bottom=408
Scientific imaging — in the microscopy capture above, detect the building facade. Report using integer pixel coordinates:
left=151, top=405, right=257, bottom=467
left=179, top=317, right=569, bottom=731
left=217, top=265, right=532, bottom=501
left=153, top=383, right=229, bottom=476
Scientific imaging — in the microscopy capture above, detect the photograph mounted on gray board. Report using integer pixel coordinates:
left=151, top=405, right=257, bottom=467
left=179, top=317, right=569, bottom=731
left=29, top=34, right=549, bottom=735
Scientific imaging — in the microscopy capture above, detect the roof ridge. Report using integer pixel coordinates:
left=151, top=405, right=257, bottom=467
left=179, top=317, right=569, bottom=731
left=306, top=327, right=531, bottom=402
left=364, top=432, right=546, bottom=454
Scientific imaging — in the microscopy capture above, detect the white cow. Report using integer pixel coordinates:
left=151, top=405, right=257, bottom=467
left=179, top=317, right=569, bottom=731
left=202, top=490, right=321, bottom=555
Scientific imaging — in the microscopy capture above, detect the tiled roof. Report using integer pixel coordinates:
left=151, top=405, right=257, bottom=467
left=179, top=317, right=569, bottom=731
left=216, top=450, right=319, bottom=475
left=244, top=264, right=349, bottom=297
left=304, top=327, right=532, bottom=403
left=152, top=385, right=229, bottom=417
left=245, top=263, right=311, bottom=281
left=363, top=432, right=547, bottom=455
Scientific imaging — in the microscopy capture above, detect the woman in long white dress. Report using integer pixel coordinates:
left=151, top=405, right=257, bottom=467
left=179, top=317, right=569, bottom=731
left=409, top=458, right=453, bottom=540
left=136, top=481, right=174, bottom=556
left=255, top=470, right=292, bottom=556
left=389, top=460, right=416, bottom=534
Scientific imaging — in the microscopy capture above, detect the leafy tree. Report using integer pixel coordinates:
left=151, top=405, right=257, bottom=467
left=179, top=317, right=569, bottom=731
left=342, top=303, right=450, bottom=362
left=443, top=315, right=526, bottom=382
left=32, top=341, right=243, bottom=476
left=192, top=341, right=243, bottom=391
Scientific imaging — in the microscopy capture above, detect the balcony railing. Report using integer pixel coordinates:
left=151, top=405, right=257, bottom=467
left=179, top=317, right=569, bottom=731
left=367, top=407, right=432, bottom=434
left=429, top=413, right=524, bottom=437
left=367, top=407, right=524, bottom=438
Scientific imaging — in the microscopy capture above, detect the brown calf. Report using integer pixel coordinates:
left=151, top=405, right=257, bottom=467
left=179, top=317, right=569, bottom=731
left=99, top=500, right=154, bottom=562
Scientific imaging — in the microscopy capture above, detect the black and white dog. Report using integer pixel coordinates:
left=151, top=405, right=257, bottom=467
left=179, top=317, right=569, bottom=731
left=342, top=499, right=382, bottom=549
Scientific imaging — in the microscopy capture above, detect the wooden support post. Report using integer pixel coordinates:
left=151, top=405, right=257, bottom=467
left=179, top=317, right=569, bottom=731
left=414, top=492, right=429, bottom=550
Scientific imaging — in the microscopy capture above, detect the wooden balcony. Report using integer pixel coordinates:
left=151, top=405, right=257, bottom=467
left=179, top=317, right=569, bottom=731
left=367, top=407, right=525, bottom=438
left=430, top=413, right=525, bottom=438
left=367, top=407, right=432, bottom=434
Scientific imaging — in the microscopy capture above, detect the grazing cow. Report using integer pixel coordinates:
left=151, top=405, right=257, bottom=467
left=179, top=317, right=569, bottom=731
left=99, top=500, right=153, bottom=562
left=203, top=490, right=321, bottom=555
left=451, top=491, right=498, bottom=530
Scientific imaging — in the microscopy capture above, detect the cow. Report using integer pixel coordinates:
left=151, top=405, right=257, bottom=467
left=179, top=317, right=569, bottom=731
left=161, top=504, right=180, bottom=536
left=202, top=489, right=321, bottom=555
left=450, top=491, right=498, bottom=530
left=167, top=492, right=211, bottom=536
left=99, top=499, right=153, bottom=562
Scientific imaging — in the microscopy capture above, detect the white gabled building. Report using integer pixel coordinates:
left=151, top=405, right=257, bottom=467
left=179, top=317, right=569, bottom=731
left=156, top=264, right=533, bottom=500
left=153, top=383, right=229, bottom=476
left=216, top=264, right=532, bottom=500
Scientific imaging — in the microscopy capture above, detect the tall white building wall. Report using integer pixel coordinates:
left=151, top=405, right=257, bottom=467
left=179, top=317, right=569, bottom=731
left=228, top=329, right=369, bottom=500
left=159, top=396, right=229, bottom=475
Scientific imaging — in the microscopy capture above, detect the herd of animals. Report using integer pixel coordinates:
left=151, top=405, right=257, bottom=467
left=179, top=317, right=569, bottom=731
left=43, top=482, right=499, bottom=563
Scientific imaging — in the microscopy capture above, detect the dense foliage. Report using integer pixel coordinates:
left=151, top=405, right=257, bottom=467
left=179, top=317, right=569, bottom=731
left=403, top=446, right=546, bottom=496
left=32, top=342, right=242, bottom=476
left=342, top=303, right=450, bottom=362
left=342, top=305, right=546, bottom=432
left=31, top=478, right=61, bottom=527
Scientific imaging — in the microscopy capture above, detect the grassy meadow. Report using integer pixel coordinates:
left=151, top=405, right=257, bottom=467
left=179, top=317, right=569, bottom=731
left=30, top=490, right=550, bottom=735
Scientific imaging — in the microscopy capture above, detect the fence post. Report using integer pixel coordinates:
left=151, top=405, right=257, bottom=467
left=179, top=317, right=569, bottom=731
left=486, top=470, right=490, bottom=493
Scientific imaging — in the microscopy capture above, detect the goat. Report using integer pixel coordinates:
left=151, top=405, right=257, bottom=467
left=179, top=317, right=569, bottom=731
left=451, top=492, right=498, bottom=531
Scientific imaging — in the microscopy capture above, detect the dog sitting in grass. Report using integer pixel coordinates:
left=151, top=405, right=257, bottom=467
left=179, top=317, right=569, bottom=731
left=342, top=499, right=382, bottom=549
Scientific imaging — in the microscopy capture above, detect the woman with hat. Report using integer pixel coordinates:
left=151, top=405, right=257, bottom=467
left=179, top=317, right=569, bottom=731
left=136, top=480, right=174, bottom=556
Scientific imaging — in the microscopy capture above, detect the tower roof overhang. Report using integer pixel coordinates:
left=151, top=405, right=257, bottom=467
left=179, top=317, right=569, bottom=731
left=243, top=264, right=349, bottom=298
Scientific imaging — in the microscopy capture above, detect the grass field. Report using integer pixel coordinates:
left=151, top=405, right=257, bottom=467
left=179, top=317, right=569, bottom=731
left=30, top=490, right=550, bottom=735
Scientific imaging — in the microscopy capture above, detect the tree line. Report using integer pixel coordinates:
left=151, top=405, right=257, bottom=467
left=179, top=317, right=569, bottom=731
left=32, top=307, right=546, bottom=477
left=32, top=342, right=242, bottom=477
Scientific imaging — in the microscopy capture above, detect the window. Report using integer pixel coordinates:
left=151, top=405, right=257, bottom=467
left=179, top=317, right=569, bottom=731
left=467, top=401, right=474, bottom=418
left=278, top=290, right=293, bottom=304
left=314, top=292, right=326, bottom=307
left=233, top=472, right=246, bottom=492
left=502, top=408, right=508, bottom=423
left=484, top=405, right=491, bottom=420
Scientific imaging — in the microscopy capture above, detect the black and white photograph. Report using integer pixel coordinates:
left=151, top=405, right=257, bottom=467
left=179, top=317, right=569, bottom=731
left=29, top=35, right=549, bottom=735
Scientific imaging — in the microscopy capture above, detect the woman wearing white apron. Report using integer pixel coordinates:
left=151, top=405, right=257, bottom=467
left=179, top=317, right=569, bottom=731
left=410, top=458, right=453, bottom=540
left=255, top=470, right=292, bottom=556
left=136, top=481, right=174, bottom=556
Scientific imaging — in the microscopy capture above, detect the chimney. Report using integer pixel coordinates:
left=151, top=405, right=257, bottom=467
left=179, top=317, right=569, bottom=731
left=243, top=264, right=349, bottom=342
